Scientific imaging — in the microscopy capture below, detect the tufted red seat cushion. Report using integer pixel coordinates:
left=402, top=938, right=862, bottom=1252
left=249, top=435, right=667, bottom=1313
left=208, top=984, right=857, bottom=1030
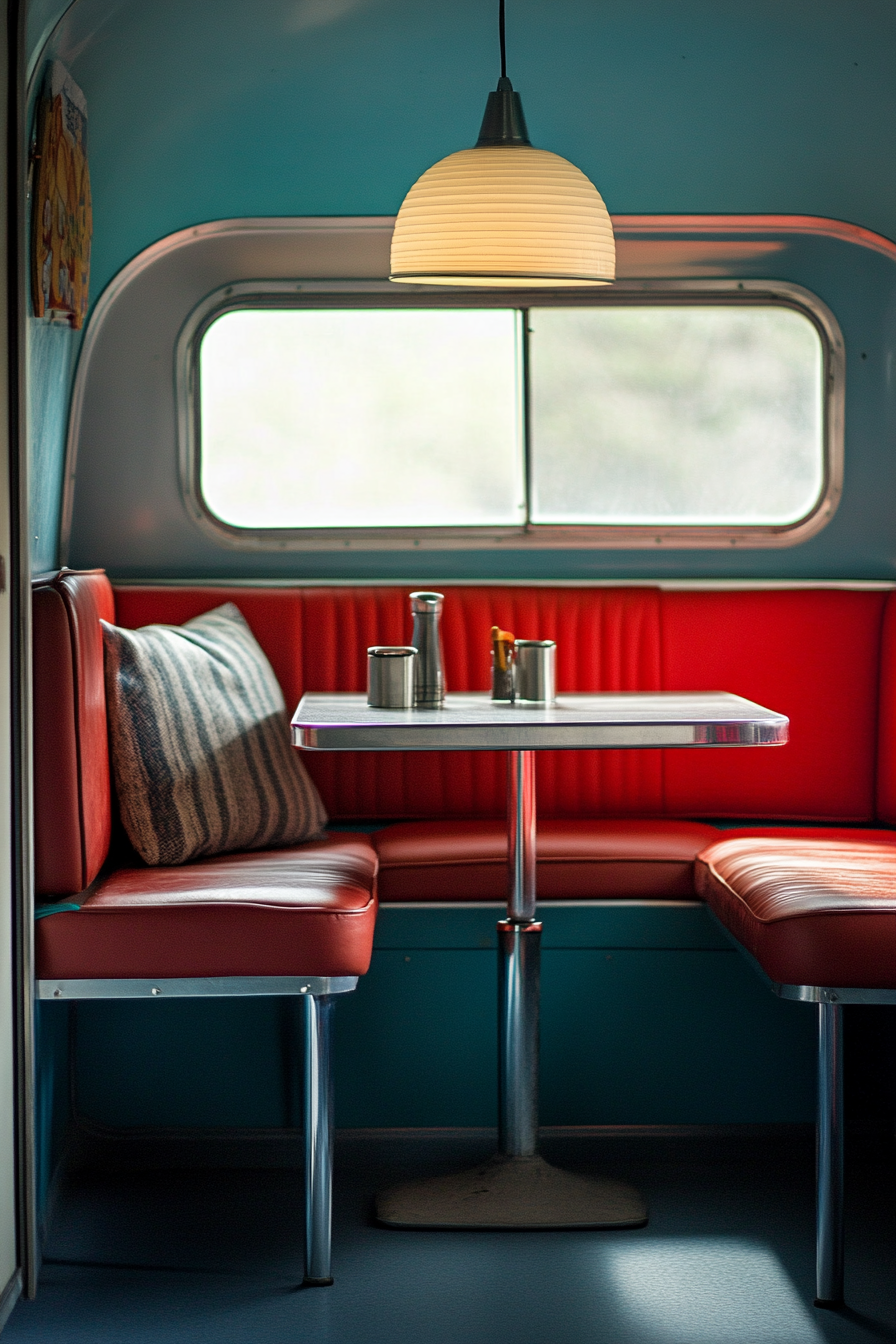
left=695, top=831, right=896, bottom=989
left=35, top=835, right=378, bottom=980
left=375, top=818, right=721, bottom=901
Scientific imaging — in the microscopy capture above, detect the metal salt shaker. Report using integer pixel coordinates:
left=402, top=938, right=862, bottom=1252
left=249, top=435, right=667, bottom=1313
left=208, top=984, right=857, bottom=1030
left=409, top=591, right=445, bottom=707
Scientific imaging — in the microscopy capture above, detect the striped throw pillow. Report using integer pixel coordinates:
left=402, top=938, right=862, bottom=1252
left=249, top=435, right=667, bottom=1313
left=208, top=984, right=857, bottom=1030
left=102, top=603, right=327, bottom=866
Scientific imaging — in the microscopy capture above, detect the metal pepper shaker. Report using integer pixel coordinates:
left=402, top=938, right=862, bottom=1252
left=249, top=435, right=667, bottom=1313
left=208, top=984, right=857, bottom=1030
left=409, top=591, right=445, bottom=707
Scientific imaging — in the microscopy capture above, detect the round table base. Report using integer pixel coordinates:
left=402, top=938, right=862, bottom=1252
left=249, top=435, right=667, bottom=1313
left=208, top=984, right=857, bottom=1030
left=375, top=1153, right=648, bottom=1229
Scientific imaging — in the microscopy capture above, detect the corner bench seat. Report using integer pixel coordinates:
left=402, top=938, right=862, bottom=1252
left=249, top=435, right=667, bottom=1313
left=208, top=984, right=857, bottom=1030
left=35, top=836, right=377, bottom=981
left=35, top=572, right=896, bottom=1294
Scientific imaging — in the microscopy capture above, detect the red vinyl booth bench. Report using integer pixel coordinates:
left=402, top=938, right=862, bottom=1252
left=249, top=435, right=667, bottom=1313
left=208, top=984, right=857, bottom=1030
left=32, top=570, right=378, bottom=1287
left=35, top=573, right=896, bottom=1297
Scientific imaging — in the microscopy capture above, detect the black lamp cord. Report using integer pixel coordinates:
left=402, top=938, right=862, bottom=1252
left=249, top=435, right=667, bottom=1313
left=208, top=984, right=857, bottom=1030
left=476, top=0, right=529, bottom=144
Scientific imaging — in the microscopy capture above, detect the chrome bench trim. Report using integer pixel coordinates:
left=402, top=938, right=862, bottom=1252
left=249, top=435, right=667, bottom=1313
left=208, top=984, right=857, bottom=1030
left=37, top=975, right=358, bottom=1000
left=773, top=983, right=896, bottom=1005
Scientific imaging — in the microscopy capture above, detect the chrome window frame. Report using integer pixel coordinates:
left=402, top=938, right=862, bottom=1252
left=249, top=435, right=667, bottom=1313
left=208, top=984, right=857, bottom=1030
left=177, top=277, right=843, bottom=551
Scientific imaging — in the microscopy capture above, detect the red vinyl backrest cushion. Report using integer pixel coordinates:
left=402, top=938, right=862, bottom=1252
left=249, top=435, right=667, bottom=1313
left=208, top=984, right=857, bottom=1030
left=874, top=593, right=896, bottom=825
left=33, top=570, right=115, bottom=896
left=660, top=589, right=886, bottom=823
left=114, top=586, right=665, bottom=819
left=113, top=584, right=890, bottom=825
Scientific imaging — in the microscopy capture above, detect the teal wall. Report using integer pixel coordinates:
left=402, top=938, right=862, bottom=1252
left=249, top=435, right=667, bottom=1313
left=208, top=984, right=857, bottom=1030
left=26, top=0, right=896, bottom=576
left=27, top=323, right=79, bottom=574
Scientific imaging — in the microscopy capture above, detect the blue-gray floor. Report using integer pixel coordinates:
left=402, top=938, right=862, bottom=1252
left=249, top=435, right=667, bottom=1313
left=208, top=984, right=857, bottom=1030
left=5, top=1129, right=895, bottom=1343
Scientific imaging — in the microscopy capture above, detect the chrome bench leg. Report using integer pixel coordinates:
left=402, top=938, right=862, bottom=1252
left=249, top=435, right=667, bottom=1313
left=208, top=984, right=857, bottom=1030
left=815, top=1000, right=844, bottom=1307
left=303, top=992, right=335, bottom=1286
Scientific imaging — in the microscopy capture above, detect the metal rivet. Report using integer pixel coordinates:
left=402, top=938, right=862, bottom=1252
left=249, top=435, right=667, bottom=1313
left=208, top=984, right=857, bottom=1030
left=299, top=985, right=309, bottom=994
left=151, top=987, right=161, bottom=996
left=53, top=988, right=62, bottom=998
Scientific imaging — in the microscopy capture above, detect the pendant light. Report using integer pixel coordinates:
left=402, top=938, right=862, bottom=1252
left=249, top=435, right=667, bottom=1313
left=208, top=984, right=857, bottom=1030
left=390, top=1, right=615, bottom=288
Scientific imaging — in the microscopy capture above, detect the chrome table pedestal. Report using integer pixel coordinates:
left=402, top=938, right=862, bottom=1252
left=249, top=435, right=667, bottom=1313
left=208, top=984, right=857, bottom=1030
left=375, top=750, right=645, bottom=1229
left=292, top=692, right=788, bottom=1230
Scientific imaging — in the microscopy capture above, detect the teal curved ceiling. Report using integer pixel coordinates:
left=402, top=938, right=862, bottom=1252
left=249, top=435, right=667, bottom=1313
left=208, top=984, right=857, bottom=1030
left=33, top=0, right=896, bottom=305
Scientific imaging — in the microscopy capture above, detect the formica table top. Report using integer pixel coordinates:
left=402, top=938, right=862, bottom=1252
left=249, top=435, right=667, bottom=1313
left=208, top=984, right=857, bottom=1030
left=292, top=692, right=789, bottom=753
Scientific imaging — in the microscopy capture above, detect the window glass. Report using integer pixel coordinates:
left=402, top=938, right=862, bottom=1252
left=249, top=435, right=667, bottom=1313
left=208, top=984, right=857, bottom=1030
left=528, top=306, right=824, bottom=525
left=199, top=308, right=524, bottom=529
left=197, top=299, right=828, bottom=538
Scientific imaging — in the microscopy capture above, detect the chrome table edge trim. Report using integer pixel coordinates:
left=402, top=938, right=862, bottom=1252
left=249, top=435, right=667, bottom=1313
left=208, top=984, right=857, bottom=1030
left=292, top=692, right=788, bottom=752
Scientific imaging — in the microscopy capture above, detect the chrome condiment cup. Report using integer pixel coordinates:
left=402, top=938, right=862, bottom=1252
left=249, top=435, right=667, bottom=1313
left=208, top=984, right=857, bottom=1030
left=367, top=646, right=417, bottom=708
left=514, top=639, right=557, bottom=704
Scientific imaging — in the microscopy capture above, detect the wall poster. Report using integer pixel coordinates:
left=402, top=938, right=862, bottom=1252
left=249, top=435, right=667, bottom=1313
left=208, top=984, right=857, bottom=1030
left=31, top=61, right=92, bottom=329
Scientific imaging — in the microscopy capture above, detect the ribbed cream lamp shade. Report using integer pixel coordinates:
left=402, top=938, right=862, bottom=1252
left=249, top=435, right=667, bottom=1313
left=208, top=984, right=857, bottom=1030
left=390, top=144, right=616, bottom=287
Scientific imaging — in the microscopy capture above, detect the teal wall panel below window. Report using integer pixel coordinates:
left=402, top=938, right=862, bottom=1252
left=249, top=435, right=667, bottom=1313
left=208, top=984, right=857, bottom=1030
left=335, top=951, right=499, bottom=1129
left=372, top=904, right=733, bottom=951
left=34, top=1000, right=71, bottom=1225
left=74, top=997, right=290, bottom=1129
left=69, top=907, right=815, bottom=1129
left=539, top=950, right=814, bottom=1126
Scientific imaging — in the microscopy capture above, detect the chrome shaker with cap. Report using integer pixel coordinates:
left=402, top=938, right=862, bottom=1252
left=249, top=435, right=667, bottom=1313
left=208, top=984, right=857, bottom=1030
left=409, top=591, right=445, bottom=707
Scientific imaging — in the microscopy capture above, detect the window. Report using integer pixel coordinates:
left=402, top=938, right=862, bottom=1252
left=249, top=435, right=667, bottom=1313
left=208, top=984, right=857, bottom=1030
left=528, top=306, right=823, bottom=526
left=188, top=282, right=840, bottom=549
left=199, top=308, right=523, bottom=530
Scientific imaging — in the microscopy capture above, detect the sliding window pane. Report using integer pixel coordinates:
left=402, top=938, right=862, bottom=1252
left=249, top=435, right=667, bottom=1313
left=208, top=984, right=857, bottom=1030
left=529, top=306, right=824, bottom=525
left=199, top=308, right=524, bottom=529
